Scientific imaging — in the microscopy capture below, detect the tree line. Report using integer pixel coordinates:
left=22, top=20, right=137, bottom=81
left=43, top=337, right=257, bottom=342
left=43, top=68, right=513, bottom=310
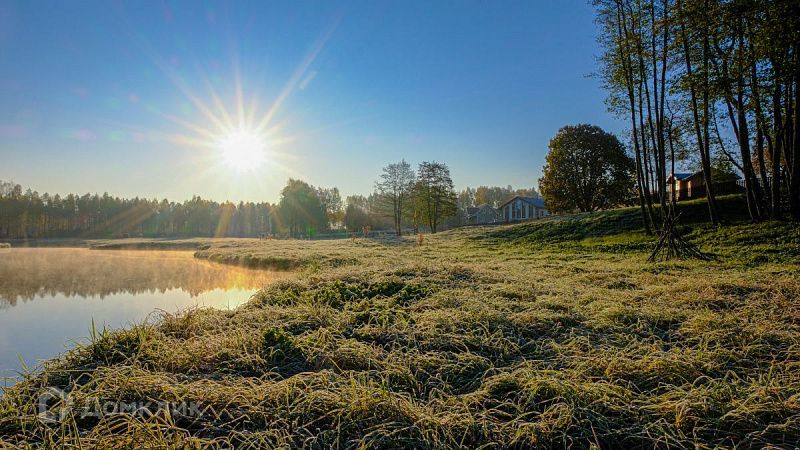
left=594, top=0, right=799, bottom=229
left=0, top=181, right=273, bottom=239
left=0, top=179, right=350, bottom=240
left=1, top=161, right=531, bottom=239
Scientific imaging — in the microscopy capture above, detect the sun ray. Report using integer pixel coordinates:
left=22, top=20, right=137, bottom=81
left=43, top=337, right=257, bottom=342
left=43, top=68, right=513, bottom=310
left=246, top=91, right=260, bottom=130
left=253, top=12, right=342, bottom=135
left=196, top=66, right=236, bottom=131
left=300, top=112, right=379, bottom=137
left=153, top=109, right=220, bottom=142
left=167, top=134, right=220, bottom=149
left=120, top=27, right=230, bottom=134
left=233, top=57, right=246, bottom=130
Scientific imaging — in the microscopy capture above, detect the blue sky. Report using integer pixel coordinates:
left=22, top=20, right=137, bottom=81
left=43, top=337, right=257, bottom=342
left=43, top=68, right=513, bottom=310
left=0, top=0, right=623, bottom=203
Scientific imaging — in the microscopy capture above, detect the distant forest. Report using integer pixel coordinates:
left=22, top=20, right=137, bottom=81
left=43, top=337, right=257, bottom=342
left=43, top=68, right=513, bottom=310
left=0, top=177, right=537, bottom=240
left=0, top=180, right=273, bottom=239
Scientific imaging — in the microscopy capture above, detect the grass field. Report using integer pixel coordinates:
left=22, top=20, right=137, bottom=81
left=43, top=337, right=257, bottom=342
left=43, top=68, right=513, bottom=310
left=1, top=197, right=799, bottom=448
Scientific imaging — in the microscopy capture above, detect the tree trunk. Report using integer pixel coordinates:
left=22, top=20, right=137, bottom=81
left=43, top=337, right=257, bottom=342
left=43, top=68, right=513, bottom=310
left=617, top=1, right=653, bottom=234
left=677, top=0, right=718, bottom=225
left=702, top=0, right=719, bottom=225
left=790, top=70, right=800, bottom=219
left=751, top=54, right=773, bottom=212
left=734, top=24, right=762, bottom=220
left=771, top=74, right=784, bottom=218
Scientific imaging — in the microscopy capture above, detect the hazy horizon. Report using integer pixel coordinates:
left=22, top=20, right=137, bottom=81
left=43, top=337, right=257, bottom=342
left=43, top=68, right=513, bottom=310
left=0, top=0, right=623, bottom=203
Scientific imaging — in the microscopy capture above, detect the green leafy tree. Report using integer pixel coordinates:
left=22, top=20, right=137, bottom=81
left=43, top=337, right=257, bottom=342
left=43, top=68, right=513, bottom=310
left=316, top=187, right=343, bottom=230
left=539, top=124, right=635, bottom=213
left=410, top=161, right=457, bottom=233
left=343, top=203, right=370, bottom=233
left=273, top=179, right=327, bottom=238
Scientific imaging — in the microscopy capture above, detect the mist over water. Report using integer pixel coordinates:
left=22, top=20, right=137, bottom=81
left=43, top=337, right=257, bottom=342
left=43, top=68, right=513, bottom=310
left=0, top=248, right=287, bottom=383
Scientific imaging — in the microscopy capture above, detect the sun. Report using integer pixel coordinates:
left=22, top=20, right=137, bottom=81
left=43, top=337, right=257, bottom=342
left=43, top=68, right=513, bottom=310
left=218, top=130, right=267, bottom=172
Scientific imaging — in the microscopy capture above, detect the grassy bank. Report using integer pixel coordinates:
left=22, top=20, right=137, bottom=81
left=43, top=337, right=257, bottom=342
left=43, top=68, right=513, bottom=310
left=1, top=198, right=799, bottom=448
left=0, top=238, right=212, bottom=250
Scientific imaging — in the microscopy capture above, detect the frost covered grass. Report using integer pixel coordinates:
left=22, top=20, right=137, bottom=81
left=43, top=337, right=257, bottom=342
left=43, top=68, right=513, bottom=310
left=1, top=198, right=799, bottom=448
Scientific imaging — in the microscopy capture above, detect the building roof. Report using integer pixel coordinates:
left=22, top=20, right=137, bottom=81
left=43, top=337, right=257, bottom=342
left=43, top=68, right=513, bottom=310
left=499, top=195, right=546, bottom=210
left=466, top=204, right=497, bottom=217
left=671, top=172, right=694, bottom=181
left=670, top=170, right=742, bottom=181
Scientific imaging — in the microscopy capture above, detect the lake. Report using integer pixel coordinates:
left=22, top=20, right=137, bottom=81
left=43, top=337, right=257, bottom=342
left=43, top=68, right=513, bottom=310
left=0, top=247, right=287, bottom=385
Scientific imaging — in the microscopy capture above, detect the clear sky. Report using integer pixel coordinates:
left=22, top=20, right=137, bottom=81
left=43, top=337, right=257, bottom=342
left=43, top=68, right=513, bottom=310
left=0, top=0, right=623, bottom=203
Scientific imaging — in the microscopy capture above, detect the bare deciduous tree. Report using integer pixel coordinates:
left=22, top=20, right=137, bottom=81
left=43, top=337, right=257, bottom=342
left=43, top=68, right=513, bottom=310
left=375, top=159, right=415, bottom=236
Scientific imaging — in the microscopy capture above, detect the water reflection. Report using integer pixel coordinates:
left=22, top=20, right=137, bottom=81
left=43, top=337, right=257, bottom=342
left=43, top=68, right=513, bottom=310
left=0, top=248, right=281, bottom=307
left=0, top=248, right=288, bottom=382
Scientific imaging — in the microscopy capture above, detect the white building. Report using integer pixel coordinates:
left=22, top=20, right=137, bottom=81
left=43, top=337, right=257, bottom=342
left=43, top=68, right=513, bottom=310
left=499, top=196, right=549, bottom=222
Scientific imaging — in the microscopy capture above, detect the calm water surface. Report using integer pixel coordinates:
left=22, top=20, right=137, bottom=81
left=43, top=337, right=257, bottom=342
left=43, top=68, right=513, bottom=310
left=0, top=248, right=287, bottom=383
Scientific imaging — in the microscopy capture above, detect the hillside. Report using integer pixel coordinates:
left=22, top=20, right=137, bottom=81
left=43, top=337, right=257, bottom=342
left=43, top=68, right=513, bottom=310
left=1, top=203, right=798, bottom=448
